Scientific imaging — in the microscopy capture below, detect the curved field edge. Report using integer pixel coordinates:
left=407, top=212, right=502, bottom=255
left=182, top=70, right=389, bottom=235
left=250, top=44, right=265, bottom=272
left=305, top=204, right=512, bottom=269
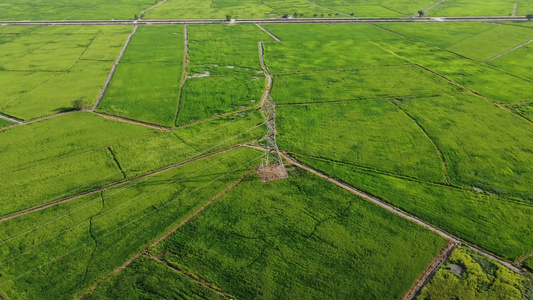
left=276, top=99, right=447, bottom=183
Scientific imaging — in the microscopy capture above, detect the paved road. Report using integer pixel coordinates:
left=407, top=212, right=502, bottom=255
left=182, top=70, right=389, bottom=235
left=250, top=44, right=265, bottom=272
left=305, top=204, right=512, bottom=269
left=1, top=16, right=530, bottom=26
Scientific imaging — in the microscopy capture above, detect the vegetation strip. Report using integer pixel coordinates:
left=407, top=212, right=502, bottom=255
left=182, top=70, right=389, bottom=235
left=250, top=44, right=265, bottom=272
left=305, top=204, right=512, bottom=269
left=77, top=169, right=254, bottom=299
left=403, top=241, right=458, bottom=300
left=0, top=145, right=241, bottom=224
left=91, top=25, right=138, bottom=111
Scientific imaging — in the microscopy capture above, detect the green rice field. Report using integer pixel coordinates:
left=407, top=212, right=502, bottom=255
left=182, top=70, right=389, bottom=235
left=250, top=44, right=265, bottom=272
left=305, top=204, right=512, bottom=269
left=1, top=10, right=533, bottom=300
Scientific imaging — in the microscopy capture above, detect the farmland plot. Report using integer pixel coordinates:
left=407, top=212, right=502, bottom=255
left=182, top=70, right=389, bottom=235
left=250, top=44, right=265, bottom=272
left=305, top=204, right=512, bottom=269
left=298, top=157, right=533, bottom=260
left=271, top=66, right=462, bottom=104
left=0, top=26, right=131, bottom=120
left=377, top=22, right=497, bottom=49
left=146, top=0, right=276, bottom=19
left=0, top=110, right=263, bottom=217
left=152, top=169, right=446, bottom=299
left=489, top=43, right=533, bottom=81
left=176, top=24, right=272, bottom=126
left=264, top=40, right=405, bottom=73
left=2, top=61, right=114, bottom=120
left=446, top=25, right=533, bottom=61
left=0, top=148, right=260, bottom=299
left=0, top=112, right=155, bottom=176
left=113, top=109, right=265, bottom=177
left=427, top=0, right=516, bottom=16
left=0, top=149, right=123, bottom=217
left=263, top=23, right=397, bottom=42
left=0, top=0, right=154, bottom=21
left=376, top=39, right=533, bottom=103
left=394, top=93, right=533, bottom=201
left=98, top=25, right=185, bottom=127
left=276, top=99, right=448, bottom=184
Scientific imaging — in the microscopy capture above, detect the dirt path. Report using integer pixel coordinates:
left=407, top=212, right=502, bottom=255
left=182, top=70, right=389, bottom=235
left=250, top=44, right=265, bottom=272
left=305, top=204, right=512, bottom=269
left=512, top=2, right=518, bottom=16
left=77, top=170, right=251, bottom=299
left=174, top=24, right=189, bottom=126
left=258, top=41, right=276, bottom=108
left=139, top=0, right=170, bottom=19
left=151, top=256, right=235, bottom=299
left=420, top=0, right=446, bottom=14
left=91, top=25, right=138, bottom=111
left=95, top=112, right=171, bottom=131
left=0, top=145, right=241, bottom=224
left=256, top=23, right=281, bottom=41
left=485, top=38, right=533, bottom=62
left=2, top=16, right=529, bottom=26
left=403, top=241, right=458, bottom=299
left=303, top=0, right=351, bottom=17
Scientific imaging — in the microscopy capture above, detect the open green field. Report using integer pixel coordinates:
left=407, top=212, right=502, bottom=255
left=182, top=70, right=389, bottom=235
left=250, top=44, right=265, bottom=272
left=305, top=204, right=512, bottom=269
left=489, top=42, right=533, bottom=81
left=271, top=65, right=462, bottom=103
left=427, top=0, right=516, bottom=16
left=0, top=0, right=153, bottom=20
left=0, top=26, right=131, bottom=120
left=0, top=113, right=155, bottom=175
left=395, top=93, right=533, bottom=201
left=85, top=257, right=226, bottom=300
left=151, top=168, right=446, bottom=299
left=298, top=156, right=533, bottom=260
left=420, top=247, right=531, bottom=299
left=277, top=100, right=447, bottom=182
left=98, top=25, right=184, bottom=127
left=145, top=0, right=340, bottom=19
left=0, top=148, right=261, bottom=299
left=377, top=22, right=497, bottom=48
left=0, top=110, right=264, bottom=217
left=0, top=118, right=13, bottom=128
left=177, top=24, right=271, bottom=126
left=374, top=38, right=533, bottom=103
left=2, top=19, right=533, bottom=300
